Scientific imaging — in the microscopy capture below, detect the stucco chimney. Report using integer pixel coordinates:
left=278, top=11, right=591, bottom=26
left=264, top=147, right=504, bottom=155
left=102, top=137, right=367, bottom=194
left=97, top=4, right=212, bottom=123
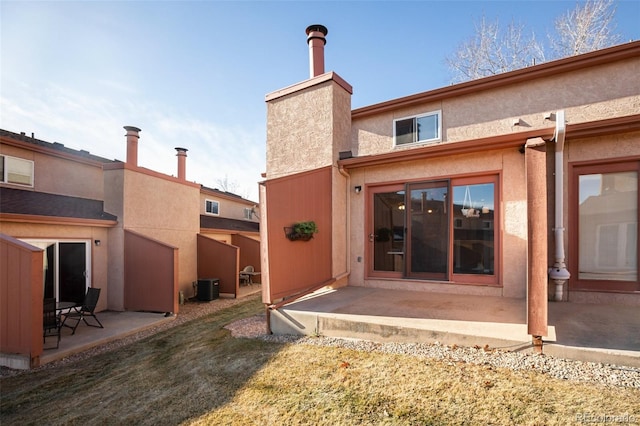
left=175, top=147, right=188, bottom=180
left=124, top=126, right=141, bottom=167
left=305, top=24, right=328, bottom=78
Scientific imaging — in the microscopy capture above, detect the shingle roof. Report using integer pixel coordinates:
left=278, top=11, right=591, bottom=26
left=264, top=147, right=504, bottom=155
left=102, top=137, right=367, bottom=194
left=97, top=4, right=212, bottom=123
left=200, top=215, right=259, bottom=232
left=0, top=187, right=118, bottom=221
left=0, top=129, right=114, bottom=163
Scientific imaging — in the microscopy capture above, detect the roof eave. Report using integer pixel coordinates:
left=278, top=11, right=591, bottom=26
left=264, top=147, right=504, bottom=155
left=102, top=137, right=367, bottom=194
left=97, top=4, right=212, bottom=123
left=352, top=41, right=640, bottom=119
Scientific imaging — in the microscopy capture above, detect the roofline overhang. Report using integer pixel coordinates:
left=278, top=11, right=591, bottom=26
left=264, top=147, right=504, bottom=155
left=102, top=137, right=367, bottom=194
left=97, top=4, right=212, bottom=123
left=199, top=187, right=258, bottom=205
left=0, top=213, right=118, bottom=228
left=199, top=228, right=260, bottom=235
left=0, top=135, right=110, bottom=167
left=103, top=162, right=201, bottom=189
left=352, top=41, right=640, bottom=119
left=339, top=114, right=640, bottom=170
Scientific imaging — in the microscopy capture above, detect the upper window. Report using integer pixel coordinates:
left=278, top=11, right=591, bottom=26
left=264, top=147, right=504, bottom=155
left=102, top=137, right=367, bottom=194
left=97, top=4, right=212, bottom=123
left=394, top=111, right=441, bottom=147
left=244, top=208, right=253, bottom=220
left=0, top=155, right=34, bottom=187
left=205, top=199, right=219, bottom=215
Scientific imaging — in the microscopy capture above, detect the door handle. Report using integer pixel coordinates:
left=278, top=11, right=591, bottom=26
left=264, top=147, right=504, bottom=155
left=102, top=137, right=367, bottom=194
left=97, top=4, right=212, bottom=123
left=369, top=233, right=376, bottom=242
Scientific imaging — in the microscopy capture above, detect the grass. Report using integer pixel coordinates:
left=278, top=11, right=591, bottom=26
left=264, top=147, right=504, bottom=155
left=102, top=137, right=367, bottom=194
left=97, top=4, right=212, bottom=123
left=1, top=295, right=638, bottom=425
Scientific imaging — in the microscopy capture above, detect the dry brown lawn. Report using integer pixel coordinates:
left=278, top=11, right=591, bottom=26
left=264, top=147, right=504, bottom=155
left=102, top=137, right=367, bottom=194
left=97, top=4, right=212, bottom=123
left=1, top=296, right=638, bottom=425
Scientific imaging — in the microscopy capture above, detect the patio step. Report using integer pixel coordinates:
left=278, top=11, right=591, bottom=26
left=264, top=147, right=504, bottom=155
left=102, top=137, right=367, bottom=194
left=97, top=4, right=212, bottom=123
left=269, top=309, right=534, bottom=353
left=269, top=286, right=640, bottom=367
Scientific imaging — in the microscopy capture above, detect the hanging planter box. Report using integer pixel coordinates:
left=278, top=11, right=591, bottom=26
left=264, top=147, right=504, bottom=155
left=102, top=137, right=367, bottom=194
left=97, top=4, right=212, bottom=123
left=284, top=221, right=318, bottom=241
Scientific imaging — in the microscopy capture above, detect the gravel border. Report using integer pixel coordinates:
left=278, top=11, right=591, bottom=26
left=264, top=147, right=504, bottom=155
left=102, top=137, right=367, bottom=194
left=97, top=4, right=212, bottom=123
left=229, top=315, right=640, bottom=389
left=3, top=296, right=639, bottom=389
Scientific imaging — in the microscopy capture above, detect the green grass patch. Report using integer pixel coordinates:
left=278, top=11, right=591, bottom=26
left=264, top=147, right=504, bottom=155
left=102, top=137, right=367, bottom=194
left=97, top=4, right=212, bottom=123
left=2, top=295, right=639, bottom=425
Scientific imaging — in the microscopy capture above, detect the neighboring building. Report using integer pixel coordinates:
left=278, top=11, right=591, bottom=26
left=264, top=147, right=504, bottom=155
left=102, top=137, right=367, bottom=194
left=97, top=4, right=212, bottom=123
left=261, top=26, right=639, bottom=346
left=0, top=127, right=260, bottom=368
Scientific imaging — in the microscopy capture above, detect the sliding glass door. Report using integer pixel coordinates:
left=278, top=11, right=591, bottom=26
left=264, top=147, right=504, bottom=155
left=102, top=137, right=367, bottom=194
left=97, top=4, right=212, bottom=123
left=22, top=239, right=90, bottom=303
left=368, top=175, right=498, bottom=285
left=370, top=185, right=405, bottom=277
left=406, top=180, right=449, bottom=280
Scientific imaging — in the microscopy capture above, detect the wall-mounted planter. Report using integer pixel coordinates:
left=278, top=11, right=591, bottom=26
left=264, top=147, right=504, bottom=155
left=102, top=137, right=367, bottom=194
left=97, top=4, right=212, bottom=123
left=284, top=221, right=318, bottom=241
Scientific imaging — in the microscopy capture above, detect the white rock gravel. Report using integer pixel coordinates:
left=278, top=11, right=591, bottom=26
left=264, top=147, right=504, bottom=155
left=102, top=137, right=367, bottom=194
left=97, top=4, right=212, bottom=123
left=233, top=315, right=640, bottom=389
left=3, top=300, right=639, bottom=390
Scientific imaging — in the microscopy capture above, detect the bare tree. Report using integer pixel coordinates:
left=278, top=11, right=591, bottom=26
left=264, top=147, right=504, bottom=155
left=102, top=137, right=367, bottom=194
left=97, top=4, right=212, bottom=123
left=550, top=0, right=620, bottom=58
left=216, top=174, right=240, bottom=194
left=447, top=0, right=621, bottom=83
left=446, top=16, right=545, bottom=83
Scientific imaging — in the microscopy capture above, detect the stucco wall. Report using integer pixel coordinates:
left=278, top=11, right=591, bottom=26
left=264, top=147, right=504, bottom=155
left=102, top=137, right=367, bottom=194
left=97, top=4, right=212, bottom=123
left=103, top=166, right=200, bottom=307
left=0, top=143, right=104, bottom=200
left=352, top=57, right=640, bottom=157
left=267, top=80, right=348, bottom=179
left=347, top=147, right=527, bottom=298
left=123, top=169, right=200, bottom=298
left=199, top=190, right=259, bottom=222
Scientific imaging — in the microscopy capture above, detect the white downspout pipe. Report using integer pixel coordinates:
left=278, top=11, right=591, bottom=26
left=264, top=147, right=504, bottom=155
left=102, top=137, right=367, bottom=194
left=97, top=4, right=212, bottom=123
left=548, top=110, right=571, bottom=301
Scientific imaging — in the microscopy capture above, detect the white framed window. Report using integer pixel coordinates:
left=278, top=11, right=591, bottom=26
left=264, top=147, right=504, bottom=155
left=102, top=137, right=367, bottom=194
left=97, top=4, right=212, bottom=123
left=1, top=154, right=34, bottom=187
left=244, top=208, right=253, bottom=220
left=205, top=199, right=219, bottom=215
left=394, top=110, right=441, bottom=147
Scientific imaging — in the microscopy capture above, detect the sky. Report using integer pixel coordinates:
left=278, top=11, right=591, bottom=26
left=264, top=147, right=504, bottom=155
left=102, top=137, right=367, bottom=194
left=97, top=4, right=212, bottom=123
left=2, top=1, right=639, bottom=202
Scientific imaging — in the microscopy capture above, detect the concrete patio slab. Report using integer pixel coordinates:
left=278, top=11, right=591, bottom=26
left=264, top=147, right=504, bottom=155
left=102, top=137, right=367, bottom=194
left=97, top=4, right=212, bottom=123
left=37, top=285, right=263, bottom=367
left=40, top=310, right=173, bottom=365
left=270, top=286, right=640, bottom=367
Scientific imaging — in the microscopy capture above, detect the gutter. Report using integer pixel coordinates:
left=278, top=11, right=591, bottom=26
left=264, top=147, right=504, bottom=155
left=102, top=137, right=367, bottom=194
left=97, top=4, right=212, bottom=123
left=548, top=110, right=571, bottom=301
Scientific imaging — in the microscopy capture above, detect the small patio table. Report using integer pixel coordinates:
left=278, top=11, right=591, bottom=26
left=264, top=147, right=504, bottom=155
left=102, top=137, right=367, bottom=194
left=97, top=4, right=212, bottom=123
left=239, top=271, right=261, bottom=285
left=56, top=301, right=78, bottom=319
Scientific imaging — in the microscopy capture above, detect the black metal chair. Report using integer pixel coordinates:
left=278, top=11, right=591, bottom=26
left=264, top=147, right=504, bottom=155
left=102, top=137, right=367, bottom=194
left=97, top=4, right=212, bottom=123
left=62, top=288, right=104, bottom=335
left=43, top=298, right=61, bottom=349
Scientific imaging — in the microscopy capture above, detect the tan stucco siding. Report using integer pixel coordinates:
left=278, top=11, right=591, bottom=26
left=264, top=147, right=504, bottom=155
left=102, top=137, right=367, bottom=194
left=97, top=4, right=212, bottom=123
left=347, top=147, right=527, bottom=298
left=266, top=81, right=339, bottom=179
left=352, top=57, right=640, bottom=157
left=122, top=170, right=200, bottom=295
left=566, top=131, right=640, bottom=163
left=199, top=191, right=258, bottom=221
left=0, top=144, right=104, bottom=200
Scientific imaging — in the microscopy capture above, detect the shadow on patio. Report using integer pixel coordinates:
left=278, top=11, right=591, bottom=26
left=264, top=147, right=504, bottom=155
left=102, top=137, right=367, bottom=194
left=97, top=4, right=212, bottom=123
left=41, top=285, right=263, bottom=366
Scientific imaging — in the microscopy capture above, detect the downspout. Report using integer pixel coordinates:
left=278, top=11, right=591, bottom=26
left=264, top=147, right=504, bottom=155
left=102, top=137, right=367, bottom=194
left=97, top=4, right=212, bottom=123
left=548, top=110, right=571, bottom=301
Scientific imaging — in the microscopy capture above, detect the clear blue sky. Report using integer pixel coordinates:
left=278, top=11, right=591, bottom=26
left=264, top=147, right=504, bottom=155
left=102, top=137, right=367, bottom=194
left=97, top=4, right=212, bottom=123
left=2, top=1, right=639, bottom=201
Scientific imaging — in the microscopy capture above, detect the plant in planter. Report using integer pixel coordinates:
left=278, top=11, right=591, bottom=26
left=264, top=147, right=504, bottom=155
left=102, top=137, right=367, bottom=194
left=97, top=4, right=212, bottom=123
left=285, top=221, right=318, bottom=241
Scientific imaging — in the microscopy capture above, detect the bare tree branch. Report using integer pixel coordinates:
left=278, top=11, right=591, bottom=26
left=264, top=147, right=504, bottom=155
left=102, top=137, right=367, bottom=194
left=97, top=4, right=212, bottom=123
left=216, top=174, right=240, bottom=194
left=446, top=16, right=545, bottom=83
left=550, top=0, right=621, bottom=58
left=447, top=0, right=621, bottom=84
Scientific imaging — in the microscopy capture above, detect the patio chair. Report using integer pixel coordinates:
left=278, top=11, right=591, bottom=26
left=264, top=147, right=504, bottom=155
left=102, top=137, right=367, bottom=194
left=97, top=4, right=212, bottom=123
left=239, top=265, right=255, bottom=285
left=62, top=288, right=104, bottom=335
left=43, top=298, right=61, bottom=349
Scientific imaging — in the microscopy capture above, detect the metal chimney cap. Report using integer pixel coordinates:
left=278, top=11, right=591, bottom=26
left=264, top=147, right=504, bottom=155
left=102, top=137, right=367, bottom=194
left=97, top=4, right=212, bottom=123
left=305, top=24, right=328, bottom=36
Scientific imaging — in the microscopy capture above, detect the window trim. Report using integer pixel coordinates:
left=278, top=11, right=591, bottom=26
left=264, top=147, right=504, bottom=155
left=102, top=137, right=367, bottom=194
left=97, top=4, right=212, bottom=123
left=393, top=110, right=442, bottom=147
left=569, top=159, right=639, bottom=293
left=1, top=154, right=34, bottom=187
left=205, top=199, right=220, bottom=216
left=366, top=173, right=500, bottom=286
